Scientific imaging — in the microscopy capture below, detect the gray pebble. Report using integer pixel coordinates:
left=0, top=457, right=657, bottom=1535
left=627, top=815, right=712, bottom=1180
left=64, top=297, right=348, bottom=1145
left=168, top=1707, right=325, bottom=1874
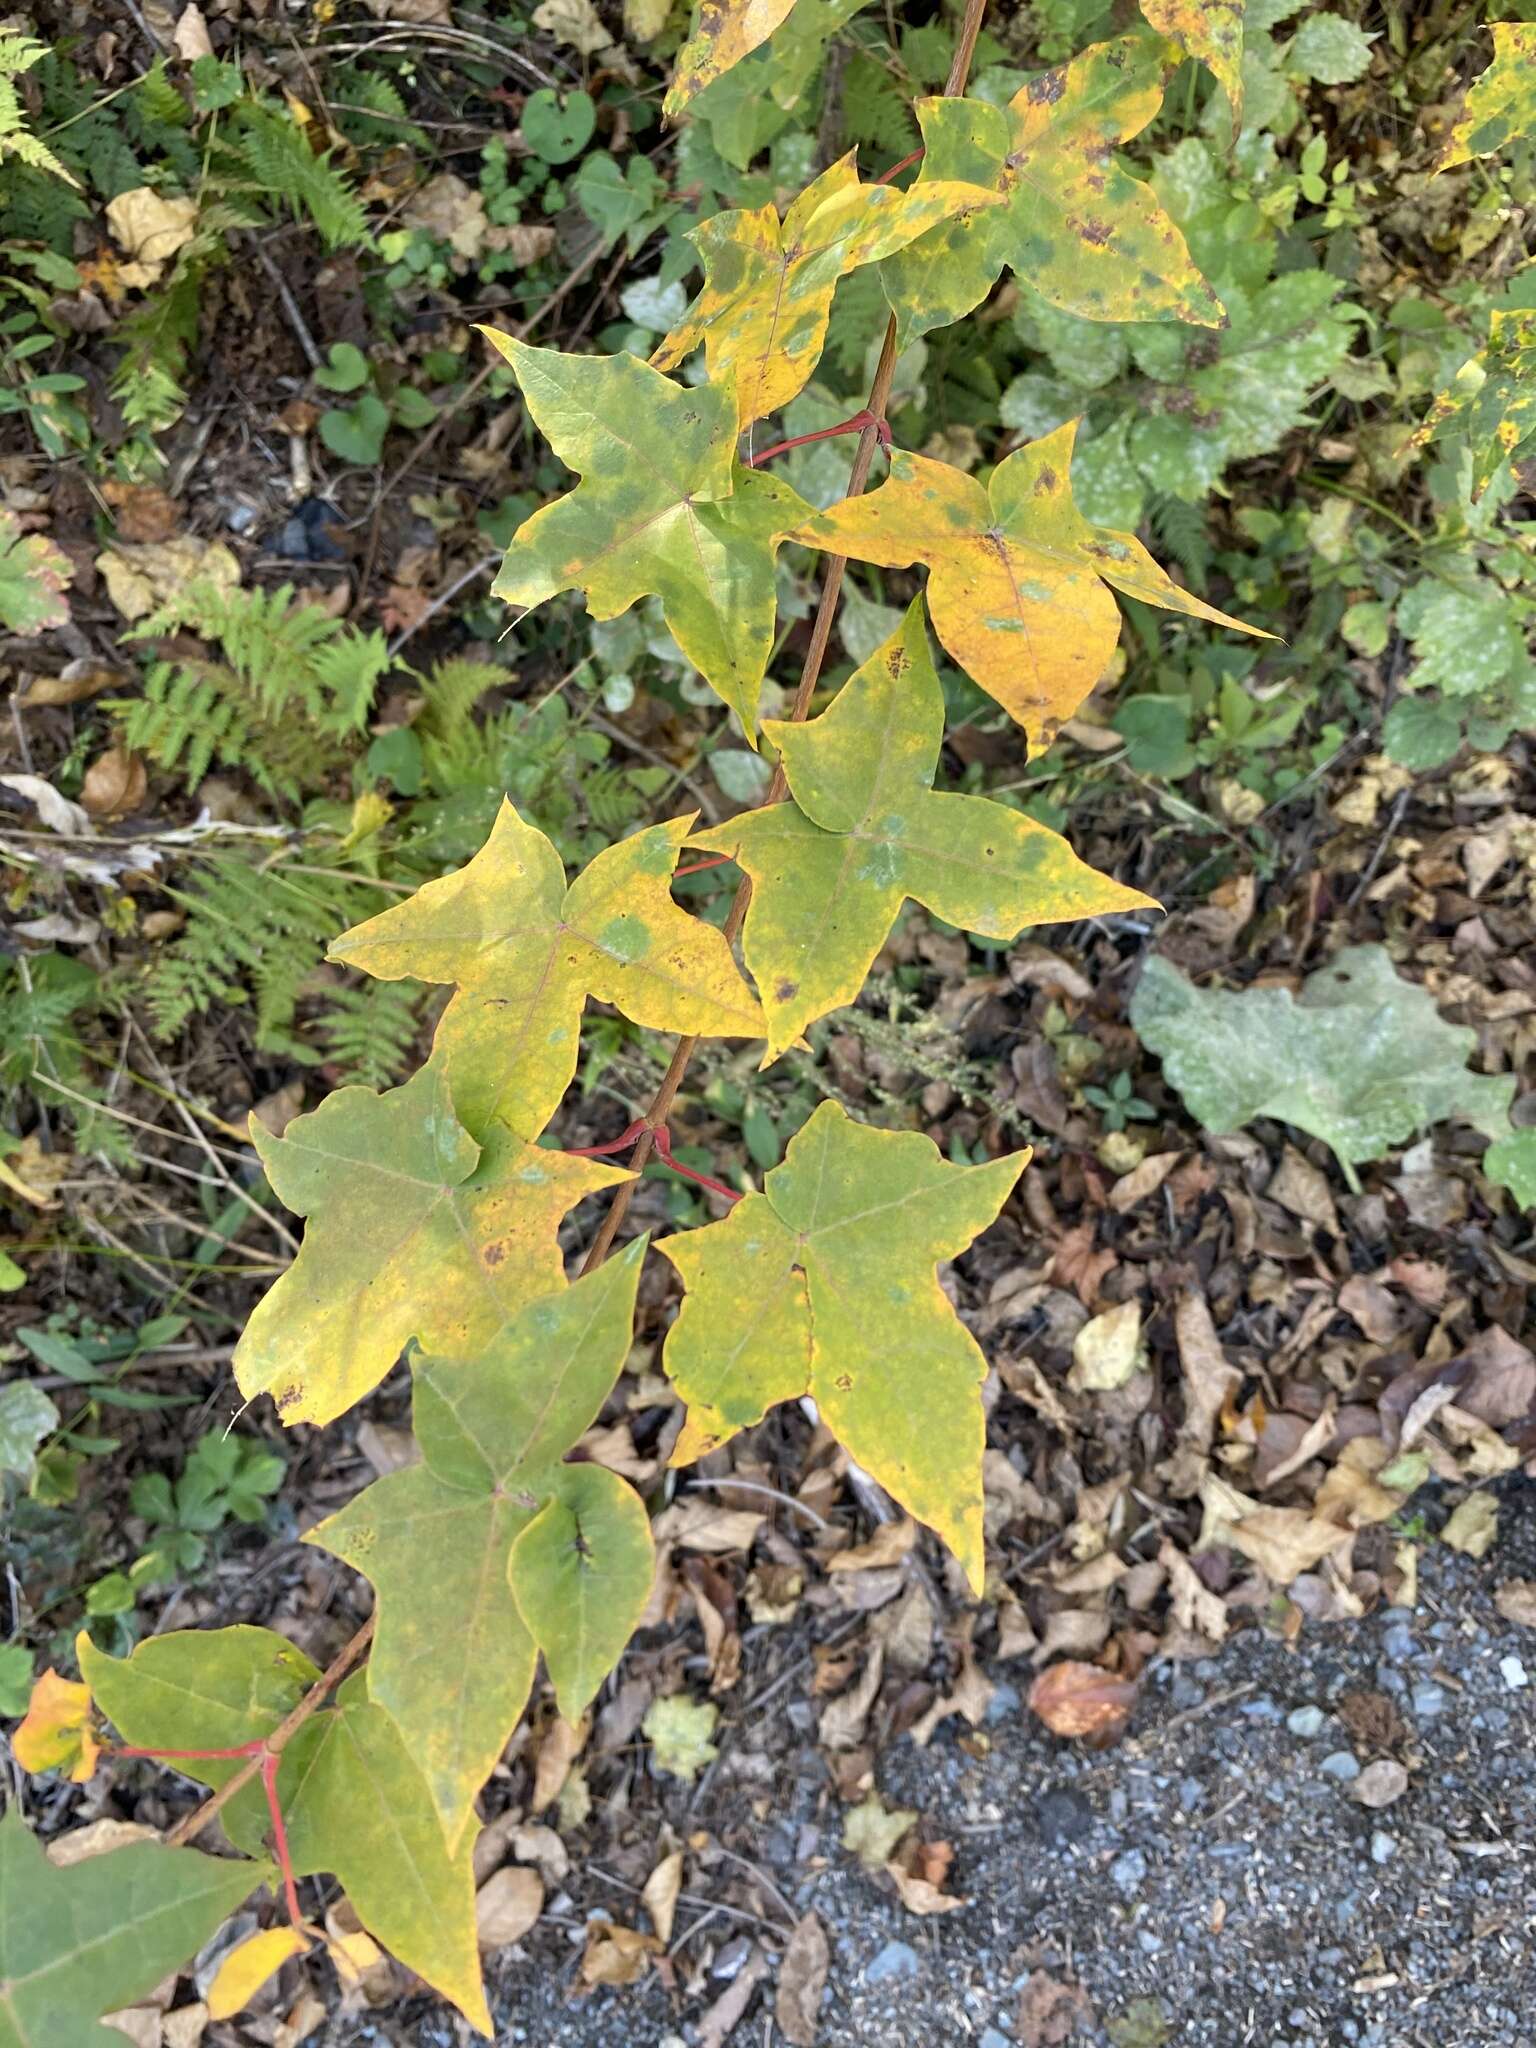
left=980, top=2033, right=1011, bottom=2048
left=1499, top=1654, right=1528, bottom=1690
left=986, top=1680, right=1022, bottom=1724
left=1109, top=1848, right=1148, bottom=1895
left=1369, top=1830, right=1397, bottom=1865
left=1287, top=1705, right=1325, bottom=1738
left=1035, top=1786, right=1093, bottom=1848
left=1382, top=1621, right=1415, bottom=1663
left=866, top=1941, right=920, bottom=1984
left=1321, top=1751, right=1361, bottom=1782
left=1411, top=1681, right=1446, bottom=1718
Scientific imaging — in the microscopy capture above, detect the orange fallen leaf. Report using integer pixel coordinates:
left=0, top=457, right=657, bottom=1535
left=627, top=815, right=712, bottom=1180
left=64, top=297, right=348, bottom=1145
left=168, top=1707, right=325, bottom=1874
left=1026, top=1659, right=1138, bottom=1742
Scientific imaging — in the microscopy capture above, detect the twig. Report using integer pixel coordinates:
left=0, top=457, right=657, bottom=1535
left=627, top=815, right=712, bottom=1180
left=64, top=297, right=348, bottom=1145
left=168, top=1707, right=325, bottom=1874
left=385, top=552, right=500, bottom=658
left=252, top=239, right=322, bottom=369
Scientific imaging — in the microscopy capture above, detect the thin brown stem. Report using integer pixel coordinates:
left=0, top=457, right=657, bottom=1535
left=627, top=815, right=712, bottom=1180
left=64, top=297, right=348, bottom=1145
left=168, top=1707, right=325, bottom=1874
left=581, top=0, right=991, bottom=1275
left=164, top=1614, right=375, bottom=1849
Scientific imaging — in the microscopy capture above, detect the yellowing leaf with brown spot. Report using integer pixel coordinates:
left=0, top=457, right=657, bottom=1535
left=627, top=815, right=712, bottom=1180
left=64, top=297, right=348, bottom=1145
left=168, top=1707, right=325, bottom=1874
left=664, top=0, right=799, bottom=116
left=1438, top=24, right=1536, bottom=169
left=783, top=430, right=1260, bottom=752
left=692, top=603, right=1155, bottom=1058
left=652, top=152, right=1000, bottom=428
left=880, top=31, right=1225, bottom=349
left=233, top=1054, right=629, bottom=1428
left=13, top=1667, right=100, bottom=1781
left=309, top=1246, right=652, bottom=1852
left=207, top=1926, right=311, bottom=2019
left=330, top=802, right=764, bottom=1141
left=1140, top=1, right=1243, bottom=125
left=479, top=336, right=810, bottom=730
left=661, top=1101, right=1028, bottom=1592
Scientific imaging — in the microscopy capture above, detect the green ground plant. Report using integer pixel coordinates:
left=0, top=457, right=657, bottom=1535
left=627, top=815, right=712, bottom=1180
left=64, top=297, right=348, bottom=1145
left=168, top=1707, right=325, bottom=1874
left=5, top=1, right=1535, bottom=2034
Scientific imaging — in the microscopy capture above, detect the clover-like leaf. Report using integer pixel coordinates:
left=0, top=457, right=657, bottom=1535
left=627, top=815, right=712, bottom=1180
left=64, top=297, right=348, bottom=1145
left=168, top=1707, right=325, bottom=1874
left=0, top=508, right=71, bottom=636
left=1438, top=23, right=1536, bottom=170
left=308, top=1242, right=652, bottom=1850
left=1140, top=1, right=1243, bottom=125
left=1131, top=946, right=1517, bottom=1183
left=82, top=1629, right=490, bottom=2035
left=233, top=1054, right=629, bottom=1428
left=1410, top=308, right=1536, bottom=500
left=664, top=0, right=800, bottom=116
left=661, top=1100, right=1028, bottom=1591
left=479, top=334, right=810, bottom=728
left=331, top=802, right=765, bottom=1142
left=652, top=151, right=999, bottom=428
left=782, top=430, right=1258, bottom=750
left=880, top=32, right=1224, bottom=350
left=0, top=1809, right=267, bottom=2048
left=692, top=603, right=1156, bottom=1058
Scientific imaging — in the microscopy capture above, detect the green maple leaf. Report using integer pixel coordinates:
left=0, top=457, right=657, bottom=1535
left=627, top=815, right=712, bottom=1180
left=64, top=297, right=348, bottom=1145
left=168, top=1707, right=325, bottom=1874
left=233, top=1054, right=628, bottom=1428
left=478, top=334, right=810, bottom=729
left=330, top=802, right=765, bottom=1142
left=1131, top=946, right=1517, bottom=1184
left=0, top=1809, right=266, bottom=2048
left=661, top=1100, right=1028, bottom=1591
left=651, top=150, right=999, bottom=427
left=1411, top=309, right=1536, bottom=500
left=880, top=31, right=1225, bottom=350
left=1140, top=1, right=1243, bottom=124
left=0, top=508, right=70, bottom=636
left=1438, top=23, right=1536, bottom=169
left=308, top=1244, right=652, bottom=1850
left=81, top=1629, right=490, bottom=2035
left=782, top=430, right=1258, bottom=751
left=691, top=602, right=1156, bottom=1059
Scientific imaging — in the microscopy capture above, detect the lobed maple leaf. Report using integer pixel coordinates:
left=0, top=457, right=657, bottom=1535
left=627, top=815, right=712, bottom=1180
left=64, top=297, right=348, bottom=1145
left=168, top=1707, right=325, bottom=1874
left=1140, top=1, right=1243, bottom=126
left=664, top=0, right=799, bottom=116
left=0, top=1810, right=266, bottom=2048
left=330, top=803, right=765, bottom=1142
left=782, top=429, right=1259, bottom=751
left=233, top=1055, right=628, bottom=1428
left=82, top=1628, right=491, bottom=2034
left=691, top=602, right=1156, bottom=1058
left=652, top=151, right=1000, bottom=428
left=660, top=1100, right=1028, bottom=1591
left=879, top=31, right=1225, bottom=350
left=479, top=334, right=810, bottom=729
left=308, top=1244, right=652, bottom=1851
left=1438, top=23, right=1536, bottom=169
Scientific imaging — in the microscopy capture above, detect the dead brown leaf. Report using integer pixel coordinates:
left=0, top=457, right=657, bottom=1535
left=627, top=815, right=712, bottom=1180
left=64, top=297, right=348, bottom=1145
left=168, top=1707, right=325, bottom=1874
left=578, top=1919, right=660, bottom=1989
left=827, top=1519, right=916, bottom=1571
left=1495, top=1580, right=1536, bottom=1627
left=530, top=1712, right=587, bottom=1814
left=80, top=745, right=147, bottom=820
left=775, top=1911, right=830, bottom=2047
left=641, top=1849, right=683, bottom=1946
left=1016, top=1968, right=1096, bottom=2046
left=1107, top=1150, right=1183, bottom=1214
left=1049, top=1221, right=1116, bottom=1307
left=475, top=1866, right=542, bottom=1949
left=101, top=480, right=181, bottom=543
left=1027, top=1660, right=1137, bottom=1742
left=1174, top=1289, right=1240, bottom=1456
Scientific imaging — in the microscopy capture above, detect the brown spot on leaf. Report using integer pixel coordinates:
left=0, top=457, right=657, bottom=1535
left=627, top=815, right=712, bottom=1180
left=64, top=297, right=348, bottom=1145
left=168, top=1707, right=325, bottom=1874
left=1027, top=68, right=1066, bottom=104
left=775, top=978, right=799, bottom=1002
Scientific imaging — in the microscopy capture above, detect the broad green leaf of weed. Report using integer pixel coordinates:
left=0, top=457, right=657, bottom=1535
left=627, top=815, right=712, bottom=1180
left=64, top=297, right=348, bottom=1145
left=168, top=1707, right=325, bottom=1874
left=0, top=507, right=70, bottom=635
left=0, top=1809, right=267, bottom=2048
left=642, top=1693, right=719, bottom=1781
left=479, top=335, right=810, bottom=730
left=1437, top=23, right=1536, bottom=169
left=330, top=803, right=764, bottom=1142
left=661, top=1101, right=1028, bottom=1591
left=233, top=1054, right=629, bottom=1427
left=1140, top=1, right=1244, bottom=123
left=880, top=31, right=1225, bottom=350
left=308, top=1245, right=651, bottom=1850
left=1410, top=309, right=1536, bottom=500
left=652, top=151, right=999, bottom=427
left=782, top=431, right=1260, bottom=751
left=691, top=602, right=1156, bottom=1058
left=1485, top=1130, right=1536, bottom=1210
left=1131, top=946, right=1517, bottom=1181
left=82, top=1630, right=490, bottom=2033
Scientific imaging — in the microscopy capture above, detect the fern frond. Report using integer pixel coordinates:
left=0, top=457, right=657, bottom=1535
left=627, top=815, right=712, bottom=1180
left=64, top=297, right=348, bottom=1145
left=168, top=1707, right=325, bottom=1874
left=227, top=104, right=369, bottom=249
left=317, top=980, right=425, bottom=1089
left=0, top=38, right=80, bottom=187
left=1148, top=492, right=1212, bottom=594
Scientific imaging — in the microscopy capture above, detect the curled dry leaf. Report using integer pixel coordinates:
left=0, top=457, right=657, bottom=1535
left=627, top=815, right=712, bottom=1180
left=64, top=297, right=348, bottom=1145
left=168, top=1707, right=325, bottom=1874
left=640, top=1848, right=683, bottom=1946
left=1068, top=1300, right=1143, bottom=1393
left=1027, top=1659, right=1138, bottom=1743
left=775, top=1910, right=830, bottom=2048
left=475, top=1865, right=543, bottom=1950
left=103, top=188, right=198, bottom=289
left=1441, top=1491, right=1498, bottom=1558
left=81, top=746, right=148, bottom=821
left=579, top=1918, right=660, bottom=1989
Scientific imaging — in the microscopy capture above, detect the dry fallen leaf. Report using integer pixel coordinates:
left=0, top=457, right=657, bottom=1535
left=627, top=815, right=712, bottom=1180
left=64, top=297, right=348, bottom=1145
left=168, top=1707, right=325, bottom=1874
left=81, top=745, right=148, bottom=820
left=1175, top=1288, right=1240, bottom=1455
left=827, top=1519, right=916, bottom=1571
left=102, top=480, right=182, bottom=544
left=97, top=536, right=240, bottom=622
left=16, top=660, right=127, bottom=710
left=1069, top=1300, right=1143, bottom=1392
left=1441, top=1491, right=1498, bottom=1558
left=533, top=0, right=613, bottom=53
left=1494, top=1579, right=1536, bottom=1628
left=1027, top=1659, right=1138, bottom=1742
left=531, top=1711, right=588, bottom=1813
left=1016, top=1968, right=1096, bottom=2047
left=640, top=1848, right=683, bottom=1946
left=887, top=1836, right=966, bottom=1915
left=579, top=1918, right=660, bottom=1988
left=171, top=4, right=213, bottom=59
left=46, top=1818, right=158, bottom=1866
left=775, top=1910, right=830, bottom=2047
left=841, top=1793, right=916, bottom=1871
left=104, top=188, right=198, bottom=288
left=207, top=1927, right=310, bottom=2021
left=475, top=1865, right=543, bottom=1949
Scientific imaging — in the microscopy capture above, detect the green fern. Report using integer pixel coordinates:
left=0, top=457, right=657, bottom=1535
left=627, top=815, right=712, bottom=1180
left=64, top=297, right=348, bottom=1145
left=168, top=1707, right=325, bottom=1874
left=117, top=584, right=390, bottom=801
left=144, top=856, right=386, bottom=1050
left=842, top=51, right=915, bottom=156
left=0, top=951, right=131, bottom=1163
left=226, top=104, right=369, bottom=249
left=0, top=37, right=79, bottom=188
left=1148, top=492, right=1212, bottom=595
left=317, top=980, right=425, bottom=1089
